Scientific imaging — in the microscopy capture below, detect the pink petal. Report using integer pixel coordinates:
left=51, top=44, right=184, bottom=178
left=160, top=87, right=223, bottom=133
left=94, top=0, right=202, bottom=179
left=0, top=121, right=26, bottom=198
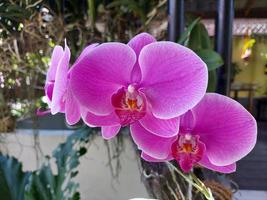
left=192, top=93, right=257, bottom=166
left=101, top=125, right=121, bottom=139
left=141, top=152, right=173, bottom=162
left=65, top=89, right=81, bottom=125
left=198, top=154, right=236, bottom=173
left=45, top=82, right=54, bottom=102
left=139, top=111, right=179, bottom=137
left=80, top=108, right=96, bottom=127
left=180, top=110, right=196, bottom=132
left=51, top=42, right=70, bottom=114
left=83, top=111, right=120, bottom=126
left=70, top=43, right=136, bottom=115
left=74, top=43, right=99, bottom=65
left=130, top=122, right=176, bottom=159
left=139, top=42, right=208, bottom=119
left=46, top=45, right=64, bottom=83
left=128, top=33, right=156, bottom=83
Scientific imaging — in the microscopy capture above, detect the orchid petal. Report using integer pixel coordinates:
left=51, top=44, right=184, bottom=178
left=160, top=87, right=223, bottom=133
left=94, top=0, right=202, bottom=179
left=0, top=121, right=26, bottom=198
left=139, top=41, right=208, bottom=119
left=51, top=42, right=70, bottom=114
left=74, top=43, right=99, bottom=65
left=192, top=93, right=257, bottom=166
left=141, top=152, right=173, bottom=162
left=180, top=109, right=196, bottom=132
left=70, top=43, right=136, bottom=115
left=101, top=125, right=121, bottom=139
left=198, top=154, right=236, bottom=173
left=45, top=82, right=54, bottom=102
left=139, top=111, right=179, bottom=137
left=46, top=45, right=64, bottom=83
left=80, top=108, right=97, bottom=127
left=83, top=111, right=120, bottom=126
left=128, top=33, right=156, bottom=83
left=130, top=122, right=177, bottom=159
left=65, top=89, right=81, bottom=125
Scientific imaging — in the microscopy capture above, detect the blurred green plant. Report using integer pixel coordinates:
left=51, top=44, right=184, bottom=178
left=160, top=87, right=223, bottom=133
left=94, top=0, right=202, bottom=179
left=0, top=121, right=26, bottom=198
left=179, top=18, right=224, bottom=92
left=0, top=127, right=95, bottom=200
left=0, top=156, right=30, bottom=200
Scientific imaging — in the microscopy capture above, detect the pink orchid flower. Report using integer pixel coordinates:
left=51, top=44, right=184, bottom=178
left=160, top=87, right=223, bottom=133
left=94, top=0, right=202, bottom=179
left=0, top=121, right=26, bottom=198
left=70, top=33, right=208, bottom=139
left=44, top=41, right=97, bottom=125
left=133, top=93, right=257, bottom=173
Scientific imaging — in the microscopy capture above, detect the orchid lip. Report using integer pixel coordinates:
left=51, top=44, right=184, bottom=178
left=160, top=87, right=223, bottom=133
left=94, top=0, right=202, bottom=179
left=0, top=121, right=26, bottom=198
left=111, top=84, right=146, bottom=126
left=172, top=133, right=205, bottom=173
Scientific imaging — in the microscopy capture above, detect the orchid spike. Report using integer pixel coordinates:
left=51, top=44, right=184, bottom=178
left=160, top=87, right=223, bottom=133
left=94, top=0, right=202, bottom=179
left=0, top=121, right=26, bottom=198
left=70, top=33, right=208, bottom=139
left=133, top=93, right=257, bottom=173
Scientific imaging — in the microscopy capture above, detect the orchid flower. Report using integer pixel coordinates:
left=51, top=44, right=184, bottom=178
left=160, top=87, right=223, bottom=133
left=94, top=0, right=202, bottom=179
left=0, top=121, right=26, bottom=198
left=44, top=41, right=97, bottom=125
left=133, top=93, right=257, bottom=173
left=70, top=33, right=208, bottom=139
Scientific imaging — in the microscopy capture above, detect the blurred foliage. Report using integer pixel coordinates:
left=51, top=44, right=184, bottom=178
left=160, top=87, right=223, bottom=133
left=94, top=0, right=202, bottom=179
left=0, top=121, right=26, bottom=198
left=0, top=0, right=167, bottom=119
left=0, top=127, right=95, bottom=200
left=179, top=18, right=223, bottom=92
left=0, top=156, right=31, bottom=200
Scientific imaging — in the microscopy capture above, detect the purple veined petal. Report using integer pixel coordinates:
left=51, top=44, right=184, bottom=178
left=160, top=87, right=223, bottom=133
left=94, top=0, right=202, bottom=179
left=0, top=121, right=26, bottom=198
left=70, top=42, right=136, bottom=115
left=180, top=110, right=196, bottom=132
left=46, top=45, right=64, bottom=83
left=141, top=151, right=173, bottom=162
left=198, top=154, right=236, bottom=173
left=130, top=122, right=177, bottom=159
left=83, top=111, right=120, bottom=126
left=65, top=89, right=81, bottom=125
left=45, top=82, right=54, bottom=103
left=51, top=41, right=71, bottom=114
left=139, top=111, right=179, bottom=138
left=101, top=125, right=121, bottom=139
left=128, top=33, right=156, bottom=55
left=80, top=108, right=97, bottom=127
left=73, top=43, right=99, bottom=65
left=192, top=93, right=257, bottom=166
left=139, top=41, right=208, bottom=119
left=127, top=33, right=156, bottom=83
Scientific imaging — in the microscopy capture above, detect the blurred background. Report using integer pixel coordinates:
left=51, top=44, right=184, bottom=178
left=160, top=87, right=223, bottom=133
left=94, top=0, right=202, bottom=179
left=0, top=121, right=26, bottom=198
left=0, top=0, right=267, bottom=200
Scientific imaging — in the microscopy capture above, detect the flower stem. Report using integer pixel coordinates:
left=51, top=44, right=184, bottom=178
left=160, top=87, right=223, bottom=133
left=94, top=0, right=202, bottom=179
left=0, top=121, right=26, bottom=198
left=166, top=162, right=214, bottom=200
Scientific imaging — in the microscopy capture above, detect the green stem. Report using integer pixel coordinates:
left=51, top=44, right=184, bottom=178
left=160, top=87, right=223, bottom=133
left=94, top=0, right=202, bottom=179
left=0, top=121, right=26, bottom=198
left=166, top=162, right=214, bottom=200
left=87, top=0, right=96, bottom=29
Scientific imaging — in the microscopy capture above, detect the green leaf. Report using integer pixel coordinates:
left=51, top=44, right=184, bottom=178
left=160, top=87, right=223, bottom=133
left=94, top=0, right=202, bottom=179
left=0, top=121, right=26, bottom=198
left=195, top=49, right=224, bottom=71
left=197, top=23, right=211, bottom=49
left=207, top=70, right=217, bottom=92
left=0, top=125, right=95, bottom=200
left=25, top=127, right=94, bottom=200
left=188, top=22, right=211, bottom=50
left=25, top=163, right=56, bottom=200
left=178, top=17, right=200, bottom=45
left=0, top=155, right=30, bottom=200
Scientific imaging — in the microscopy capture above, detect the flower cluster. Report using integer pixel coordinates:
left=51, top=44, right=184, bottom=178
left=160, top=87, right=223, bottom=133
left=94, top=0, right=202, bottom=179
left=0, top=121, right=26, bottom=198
left=44, top=33, right=257, bottom=173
